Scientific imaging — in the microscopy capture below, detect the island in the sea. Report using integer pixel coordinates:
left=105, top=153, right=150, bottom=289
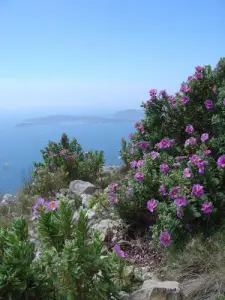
left=16, top=109, right=144, bottom=127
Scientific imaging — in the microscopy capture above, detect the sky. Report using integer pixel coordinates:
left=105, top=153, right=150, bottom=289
left=0, top=0, right=224, bottom=113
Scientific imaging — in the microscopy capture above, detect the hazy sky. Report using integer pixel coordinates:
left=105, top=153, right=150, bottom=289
left=0, top=0, right=224, bottom=111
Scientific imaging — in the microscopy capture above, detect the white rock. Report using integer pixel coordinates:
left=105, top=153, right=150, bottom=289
left=127, top=280, right=181, bottom=300
left=1, top=194, right=16, bottom=205
left=86, top=209, right=96, bottom=220
left=81, top=194, right=92, bottom=208
left=91, top=219, right=120, bottom=241
left=69, top=180, right=96, bottom=196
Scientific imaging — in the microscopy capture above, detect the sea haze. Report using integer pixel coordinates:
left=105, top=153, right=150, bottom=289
left=0, top=109, right=143, bottom=193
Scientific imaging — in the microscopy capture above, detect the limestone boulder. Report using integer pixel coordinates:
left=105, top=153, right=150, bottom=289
left=69, top=180, right=96, bottom=196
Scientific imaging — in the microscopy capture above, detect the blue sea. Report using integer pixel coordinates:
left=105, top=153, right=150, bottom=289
left=0, top=112, right=133, bottom=193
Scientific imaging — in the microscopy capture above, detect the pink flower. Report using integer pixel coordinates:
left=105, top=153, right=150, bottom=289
left=146, top=99, right=152, bottom=109
left=49, top=162, right=55, bottom=169
left=33, top=198, right=47, bottom=218
left=181, top=95, right=190, bottom=104
left=184, top=137, right=197, bottom=147
left=175, top=155, right=187, bottom=161
left=195, top=65, right=204, bottom=72
left=180, top=83, right=190, bottom=93
left=135, top=122, right=145, bottom=134
left=134, top=172, right=144, bottom=181
left=176, top=209, right=182, bottom=219
left=205, top=99, right=214, bottom=110
left=147, top=199, right=157, bottom=212
left=130, top=161, right=137, bottom=168
left=137, top=160, right=144, bottom=168
left=149, top=89, right=157, bottom=98
left=113, top=244, right=125, bottom=258
left=194, top=71, right=203, bottom=80
left=169, top=187, right=180, bottom=199
left=128, top=134, right=134, bottom=140
left=160, top=163, right=169, bottom=173
left=159, top=89, right=167, bottom=96
left=183, top=168, right=191, bottom=178
left=172, top=162, right=180, bottom=168
left=201, top=201, right=213, bottom=214
left=109, top=183, right=118, bottom=191
left=150, top=151, right=160, bottom=160
left=204, top=149, right=212, bottom=156
left=60, top=149, right=67, bottom=155
left=174, top=196, right=187, bottom=207
left=217, top=155, right=225, bottom=168
left=192, top=184, right=204, bottom=198
left=160, top=231, right=171, bottom=246
left=47, top=200, right=59, bottom=211
left=190, top=155, right=201, bottom=165
left=136, top=141, right=149, bottom=149
left=201, top=133, right=209, bottom=142
left=223, top=98, right=225, bottom=106
left=185, top=125, right=194, bottom=134
left=197, top=161, right=207, bottom=174
left=155, top=138, right=174, bottom=149
left=159, top=185, right=167, bottom=195
left=187, top=76, right=193, bottom=82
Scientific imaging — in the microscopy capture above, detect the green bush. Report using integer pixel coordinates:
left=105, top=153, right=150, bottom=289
left=111, top=58, right=225, bottom=246
left=0, top=198, right=128, bottom=299
left=33, top=133, right=104, bottom=187
left=31, top=166, right=68, bottom=198
left=0, top=218, right=53, bottom=299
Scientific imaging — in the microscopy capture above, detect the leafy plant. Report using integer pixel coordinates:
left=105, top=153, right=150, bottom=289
left=0, top=197, right=129, bottom=299
left=31, top=165, right=68, bottom=198
left=0, top=218, right=53, bottom=299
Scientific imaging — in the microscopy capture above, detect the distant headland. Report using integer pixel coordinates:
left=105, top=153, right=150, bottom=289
left=16, top=109, right=144, bottom=127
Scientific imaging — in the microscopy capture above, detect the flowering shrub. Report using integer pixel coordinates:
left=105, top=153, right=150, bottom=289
left=33, top=133, right=104, bottom=189
left=116, top=58, right=225, bottom=245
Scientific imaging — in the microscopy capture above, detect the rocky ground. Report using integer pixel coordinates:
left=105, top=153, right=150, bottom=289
left=59, top=179, right=181, bottom=300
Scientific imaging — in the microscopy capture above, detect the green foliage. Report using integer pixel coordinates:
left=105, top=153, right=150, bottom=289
left=95, top=166, right=128, bottom=190
left=0, top=199, right=128, bottom=299
left=31, top=166, right=69, bottom=198
left=114, top=58, right=225, bottom=246
left=0, top=218, right=53, bottom=299
left=37, top=198, right=76, bottom=252
left=33, top=133, right=104, bottom=192
left=217, top=296, right=225, bottom=300
left=89, top=192, right=110, bottom=213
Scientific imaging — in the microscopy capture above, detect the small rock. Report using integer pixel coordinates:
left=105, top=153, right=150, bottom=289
left=81, top=194, right=92, bottom=208
left=124, top=265, right=135, bottom=278
left=69, top=180, right=96, bottom=196
left=1, top=194, right=16, bottom=205
left=128, top=280, right=181, bottom=300
left=91, top=219, right=120, bottom=241
left=86, top=209, right=97, bottom=220
left=119, top=291, right=130, bottom=300
left=102, top=165, right=121, bottom=174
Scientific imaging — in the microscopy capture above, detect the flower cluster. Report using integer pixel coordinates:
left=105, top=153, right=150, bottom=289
left=33, top=198, right=59, bottom=218
left=155, top=138, right=174, bottom=149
